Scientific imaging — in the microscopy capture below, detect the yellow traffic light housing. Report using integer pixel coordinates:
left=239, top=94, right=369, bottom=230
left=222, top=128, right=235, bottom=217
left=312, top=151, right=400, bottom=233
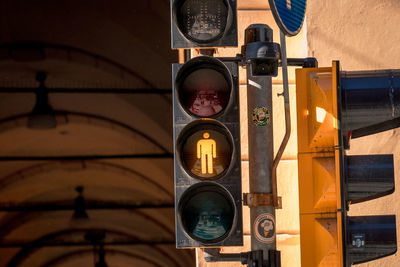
left=296, top=62, right=344, bottom=266
left=297, top=65, right=339, bottom=152
left=296, top=61, right=397, bottom=267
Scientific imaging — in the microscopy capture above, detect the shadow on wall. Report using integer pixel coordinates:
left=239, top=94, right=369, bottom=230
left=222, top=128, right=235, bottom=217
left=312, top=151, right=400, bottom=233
left=307, top=27, right=386, bottom=68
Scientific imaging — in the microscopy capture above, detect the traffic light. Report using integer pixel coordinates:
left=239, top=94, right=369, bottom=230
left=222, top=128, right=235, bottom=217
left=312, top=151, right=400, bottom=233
left=173, top=56, right=242, bottom=248
left=296, top=61, right=398, bottom=266
left=170, top=0, right=238, bottom=48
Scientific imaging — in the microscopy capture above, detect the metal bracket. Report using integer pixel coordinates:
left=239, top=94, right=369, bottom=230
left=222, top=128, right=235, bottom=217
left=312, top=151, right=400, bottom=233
left=196, top=48, right=216, bottom=57
left=204, top=248, right=281, bottom=267
left=243, top=193, right=282, bottom=209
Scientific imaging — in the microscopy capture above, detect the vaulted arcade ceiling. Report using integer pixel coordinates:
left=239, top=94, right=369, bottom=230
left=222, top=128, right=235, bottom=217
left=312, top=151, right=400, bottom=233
left=0, top=1, right=194, bottom=266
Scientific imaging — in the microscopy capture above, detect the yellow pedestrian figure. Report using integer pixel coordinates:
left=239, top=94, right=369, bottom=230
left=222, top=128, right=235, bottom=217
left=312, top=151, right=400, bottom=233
left=197, top=132, right=216, bottom=174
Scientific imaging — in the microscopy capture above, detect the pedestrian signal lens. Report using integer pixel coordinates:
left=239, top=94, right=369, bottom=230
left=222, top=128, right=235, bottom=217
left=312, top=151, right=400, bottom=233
left=178, top=121, right=233, bottom=179
left=176, top=57, right=232, bottom=117
left=179, top=183, right=235, bottom=242
left=175, top=0, right=228, bottom=43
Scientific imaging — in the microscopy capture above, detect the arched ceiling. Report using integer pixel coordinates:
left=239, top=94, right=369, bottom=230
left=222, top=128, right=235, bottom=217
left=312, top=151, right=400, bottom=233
left=0, top=0, right=193, bottom=266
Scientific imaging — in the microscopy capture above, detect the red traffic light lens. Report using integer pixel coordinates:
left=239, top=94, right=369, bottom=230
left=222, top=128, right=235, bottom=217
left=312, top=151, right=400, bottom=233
left=176, top=56, right=232, bottom=117
left=175, top=0, right=229, bottom=43
left=178, top=182, right=235, bottom=243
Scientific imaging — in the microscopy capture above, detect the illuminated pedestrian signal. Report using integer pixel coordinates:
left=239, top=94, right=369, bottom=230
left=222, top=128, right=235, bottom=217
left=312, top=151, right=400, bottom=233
left=170, top=0, right=238, bottom=48
left=173, top=56, right=242, bottom=248
left=179, top=121, right=232, bottom=179
left=197, top=132, right=216, bottom=174
left=296, top=61, right=398, bottom=266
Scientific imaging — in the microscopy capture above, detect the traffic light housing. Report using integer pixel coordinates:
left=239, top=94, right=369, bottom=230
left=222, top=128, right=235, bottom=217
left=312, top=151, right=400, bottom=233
left=170, top=0, right=238, bottom=49
left=173, top=56, right=242, bottom=248
left=296, top=61, right=398, bottom=266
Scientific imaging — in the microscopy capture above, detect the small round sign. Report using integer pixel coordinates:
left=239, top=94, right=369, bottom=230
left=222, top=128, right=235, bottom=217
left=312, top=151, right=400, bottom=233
left=268, top=0, right=306, bottom=36
left=252, top=107, right=270, bottom=127
left=254, top=213, right=276, bottom=243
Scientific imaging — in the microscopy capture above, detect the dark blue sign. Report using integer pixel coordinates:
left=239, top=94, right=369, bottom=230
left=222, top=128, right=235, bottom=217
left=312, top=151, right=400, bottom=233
left=268, top=0, right=306, bottom=36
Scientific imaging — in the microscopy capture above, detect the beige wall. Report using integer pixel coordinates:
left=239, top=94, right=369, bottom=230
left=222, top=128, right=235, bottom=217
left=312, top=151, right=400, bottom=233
left=307, top=0, right=400, bottom=70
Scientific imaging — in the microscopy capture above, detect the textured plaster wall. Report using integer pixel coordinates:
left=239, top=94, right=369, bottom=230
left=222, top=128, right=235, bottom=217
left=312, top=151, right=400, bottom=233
left=307, top=1, right=400, bottom=266
left=307, top=0, right=400, bottom=70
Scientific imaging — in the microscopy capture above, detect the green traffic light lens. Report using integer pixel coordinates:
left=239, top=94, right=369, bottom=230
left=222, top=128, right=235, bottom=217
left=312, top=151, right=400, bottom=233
left=176, top=0, right=229, bottom=43
left=179, top=183, right=235, bottom=243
